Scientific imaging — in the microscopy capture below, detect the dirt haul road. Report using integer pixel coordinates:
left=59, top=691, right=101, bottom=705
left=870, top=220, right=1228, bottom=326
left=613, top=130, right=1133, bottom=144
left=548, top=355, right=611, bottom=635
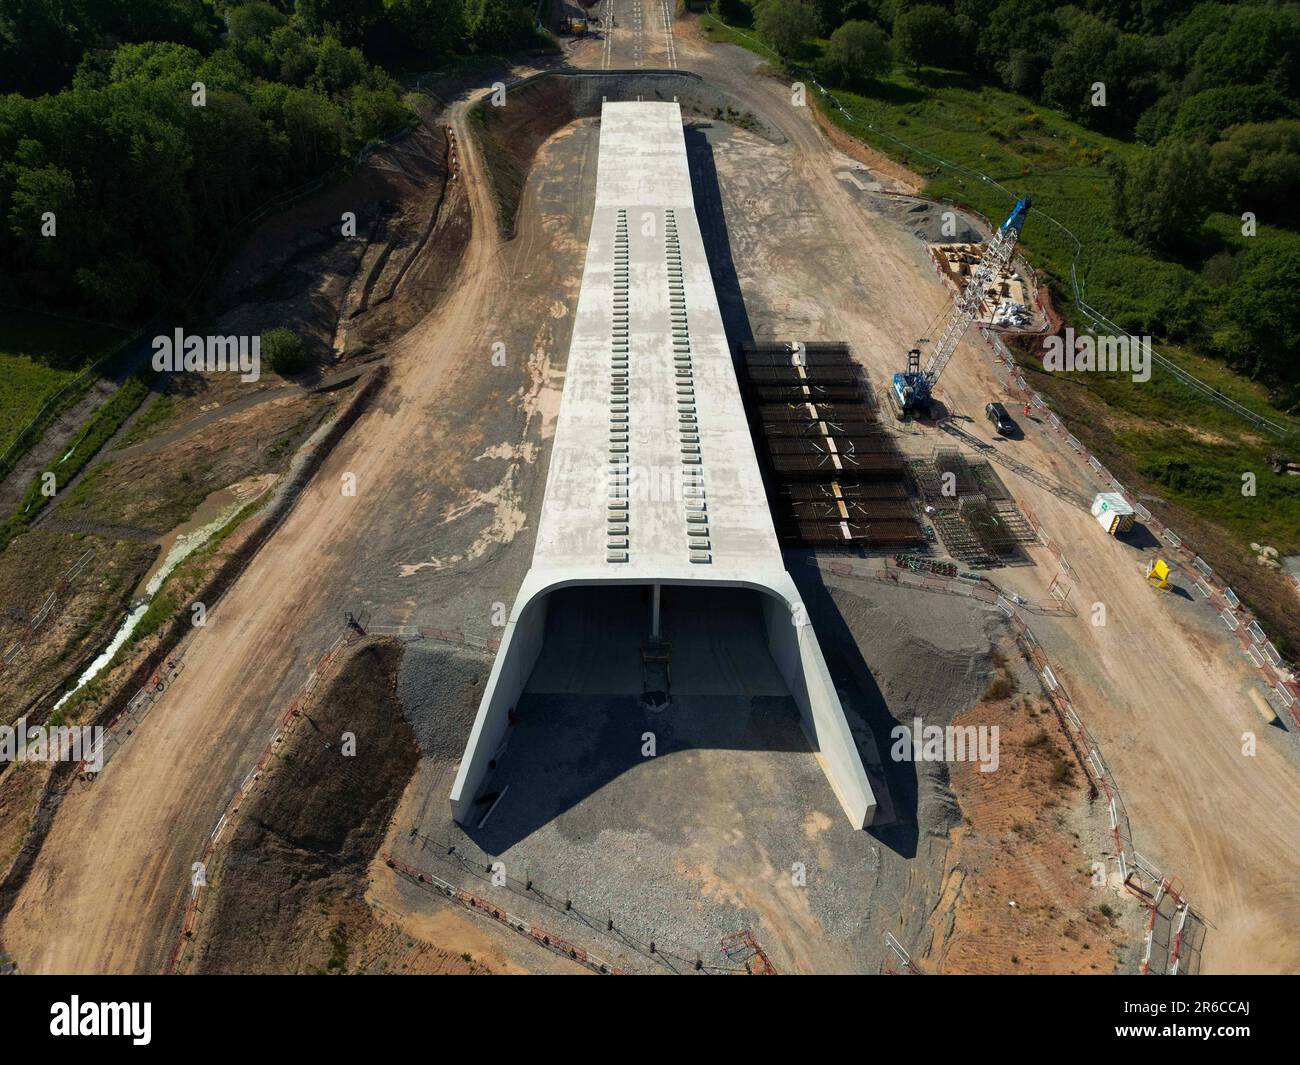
left=5, top=16, right=1296, bottom=973
left=660, top=19, right=1300, bottom=973
left=0, top=97, right=511, bottom=973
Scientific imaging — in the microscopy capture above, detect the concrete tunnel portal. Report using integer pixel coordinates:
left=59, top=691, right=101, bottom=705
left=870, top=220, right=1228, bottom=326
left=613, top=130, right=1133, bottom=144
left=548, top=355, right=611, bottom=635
left=448, top=101, right=877, bottom=830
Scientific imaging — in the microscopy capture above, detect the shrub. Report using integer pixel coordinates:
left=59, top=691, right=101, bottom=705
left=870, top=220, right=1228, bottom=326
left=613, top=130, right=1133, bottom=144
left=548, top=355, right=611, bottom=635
left=893, top=5, right=952, bottom=73
left=1109, top=139, right=1212, bottom=253
left=823, top=20, right=891, bottom=85
left=753, top=0, right=816, bottom=59
left=261, top=327, right=309, bottom=375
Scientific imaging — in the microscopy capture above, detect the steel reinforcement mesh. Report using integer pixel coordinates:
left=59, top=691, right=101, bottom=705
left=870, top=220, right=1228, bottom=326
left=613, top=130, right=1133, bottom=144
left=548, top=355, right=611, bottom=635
left=907, top=450, right=1037, bottom=566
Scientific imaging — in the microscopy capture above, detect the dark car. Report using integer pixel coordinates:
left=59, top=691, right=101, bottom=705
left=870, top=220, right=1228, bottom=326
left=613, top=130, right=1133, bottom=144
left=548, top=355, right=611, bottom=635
left=985, top=401, right=1017, bottom=436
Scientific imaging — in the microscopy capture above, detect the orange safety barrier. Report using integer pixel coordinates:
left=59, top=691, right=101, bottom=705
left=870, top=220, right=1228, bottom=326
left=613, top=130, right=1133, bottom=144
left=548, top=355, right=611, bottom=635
left=167, top=632, right=350, bottom=973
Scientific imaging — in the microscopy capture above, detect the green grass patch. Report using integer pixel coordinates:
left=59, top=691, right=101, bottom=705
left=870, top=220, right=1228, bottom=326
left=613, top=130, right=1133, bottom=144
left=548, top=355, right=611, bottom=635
left=1126, top=432, right=1300, bottom=549
left=116, top=393, right=176, bottom=448
left=0, top=308, right=126, bottom=455
left=0, top=355, right=71, bottom=456
left=698, top=12, right=767, bottom=52
left=0, top=373, right=153, bottom=552
left=130, top=583, right=184, bottom=646
left=54, top=375, right=152, bottom=481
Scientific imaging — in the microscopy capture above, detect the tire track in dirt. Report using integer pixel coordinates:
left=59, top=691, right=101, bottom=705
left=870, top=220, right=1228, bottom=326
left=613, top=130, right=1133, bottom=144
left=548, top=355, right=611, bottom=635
left=665, top=20, right=1294, bottom=972
left=0, top=94, right=506, bottom=974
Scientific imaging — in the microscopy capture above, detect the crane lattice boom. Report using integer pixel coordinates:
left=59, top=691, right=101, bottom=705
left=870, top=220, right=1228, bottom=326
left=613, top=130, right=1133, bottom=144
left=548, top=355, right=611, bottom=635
left=891, top=197, right=1031, bottom=417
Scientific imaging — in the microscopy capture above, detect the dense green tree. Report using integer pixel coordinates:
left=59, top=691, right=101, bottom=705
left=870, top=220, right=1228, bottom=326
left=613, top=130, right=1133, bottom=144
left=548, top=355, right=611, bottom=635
left=228, top=1, right=288, bottom=45
left=1001, top=47, right=1047, bottom=96
left=268, top=25, right=318, bottom=84
left=1216, top=236, right=1300, bottom=378
left=294, top=0, right=384, bottom=43
left=186, top=89, right=265, bottom=225
left=754, top=0, right=818, bottom=57
left=1132, top=0, right=1195, bottom=34
left=0, top=0, right=94, bottom=93
left=97, top=0, right=218, bottom=48
left=1171, top=85, right=1299, bottom=142
left=470, top=0, right=536, bottom=48
left=892, top=4, right=953, bottom=71
left=1110, top=137, right=1212, bottom=252
left=823, top=19, right=892, bottom=83
left=1159, top=2, right=1237, bottom=72
left=0, top=0, right=218, bottom=95
left=1209, top=120, right=1300, bottom=225
left=382, top=0, right=470, bottom=55
left=1134, top=93, right=1180, bottom=145
left=262, top=327, right=310, bottom=374
left=6, top=160, right=76, bottom=269
left=975, top=0, right=1056, bottom=91
left=841, top=0, right=892, bottom=21
left=1041, top=15, right=1157, bottom=135
left=107, top=41, right=206, bottom=89
left=308, top=34, right=368, bottom=94
left=1191, top=7, right=1300, bottom=97
left=0, top=9, right=420, bottom=314
left=810, top=0, right=844, bottom=33
left=714, top=0, right=752, bottom=22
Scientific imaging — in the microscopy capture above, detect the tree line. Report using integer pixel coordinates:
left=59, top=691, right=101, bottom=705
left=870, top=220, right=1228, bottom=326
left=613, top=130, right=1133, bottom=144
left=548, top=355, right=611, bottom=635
left=0, top=0, right=542, bottom=324
left=736, top=1, right=1298, bottom=140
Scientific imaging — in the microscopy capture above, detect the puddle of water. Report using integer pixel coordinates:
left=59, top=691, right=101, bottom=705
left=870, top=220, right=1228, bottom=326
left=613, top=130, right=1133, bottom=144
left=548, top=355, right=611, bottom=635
left=53, top=477, right=274, bottom=712
left=132, top=483, right=249, bottom=598
left=52, top=600, right=152, bottom=712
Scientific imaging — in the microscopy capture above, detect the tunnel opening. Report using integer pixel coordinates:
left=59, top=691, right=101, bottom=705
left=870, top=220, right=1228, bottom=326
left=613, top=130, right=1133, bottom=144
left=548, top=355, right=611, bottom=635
left=462, top=583, right=819, bottom=848
left=525, top=584, right=792, bottom=706
left=450, top=575, right=876, bottom=831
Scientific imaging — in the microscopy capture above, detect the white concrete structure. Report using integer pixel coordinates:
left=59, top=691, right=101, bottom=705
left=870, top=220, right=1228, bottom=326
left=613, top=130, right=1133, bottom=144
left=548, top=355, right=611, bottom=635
left=450, top=102, right=876, bottom=828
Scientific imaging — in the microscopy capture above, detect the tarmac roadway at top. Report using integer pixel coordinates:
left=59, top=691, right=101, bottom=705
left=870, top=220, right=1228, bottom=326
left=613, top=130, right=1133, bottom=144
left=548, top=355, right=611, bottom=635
left=587, top=0, right=679, bottom=71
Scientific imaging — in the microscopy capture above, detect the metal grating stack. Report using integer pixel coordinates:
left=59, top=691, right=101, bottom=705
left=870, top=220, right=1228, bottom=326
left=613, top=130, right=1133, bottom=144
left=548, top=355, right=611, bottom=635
left=907, top=449, right=1037, bottom=566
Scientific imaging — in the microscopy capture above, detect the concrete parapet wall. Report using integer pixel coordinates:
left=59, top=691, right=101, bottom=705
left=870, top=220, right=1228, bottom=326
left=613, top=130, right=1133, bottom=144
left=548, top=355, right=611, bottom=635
left=448, top=593, right=548, bottom=826
left=761, top=580, right=876, bottom=828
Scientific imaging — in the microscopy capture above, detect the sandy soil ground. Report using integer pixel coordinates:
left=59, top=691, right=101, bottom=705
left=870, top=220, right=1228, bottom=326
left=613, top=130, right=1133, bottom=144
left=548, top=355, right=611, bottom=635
left=928, top=692, right=1138, bottom=974
left=3, top=5, right=1296, bottom=975
left=657, top=18, right=1300, bottom=972
left=0, top=91, right=521, bottom=972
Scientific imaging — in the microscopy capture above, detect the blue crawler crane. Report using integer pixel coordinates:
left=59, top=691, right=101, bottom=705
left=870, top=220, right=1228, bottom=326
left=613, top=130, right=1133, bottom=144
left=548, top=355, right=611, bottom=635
left=892, top=197, right=1032, bottom=418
